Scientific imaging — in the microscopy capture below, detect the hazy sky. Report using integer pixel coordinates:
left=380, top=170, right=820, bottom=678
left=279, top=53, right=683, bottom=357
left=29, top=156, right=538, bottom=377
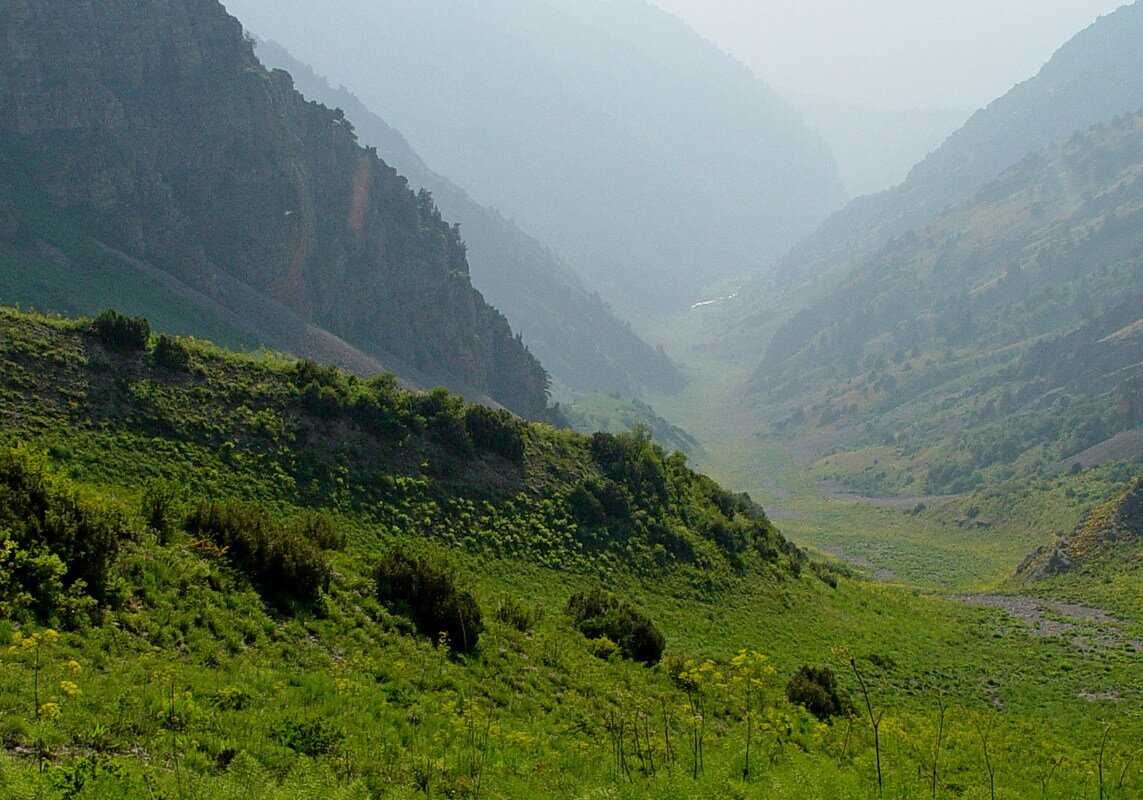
left=648, top=0, right=1127, bottom=109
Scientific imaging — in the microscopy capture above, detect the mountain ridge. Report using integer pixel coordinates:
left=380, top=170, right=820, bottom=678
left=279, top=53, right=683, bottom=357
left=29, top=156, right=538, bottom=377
left=253, top=39, right=684, bottom=397
left=731, top=1, right=1143, bottom=354
left=224, top=0, right=845, bottom=312
left=0, top=0, right=550, bottom=417
left=746, top=109, right=1143, bottom=495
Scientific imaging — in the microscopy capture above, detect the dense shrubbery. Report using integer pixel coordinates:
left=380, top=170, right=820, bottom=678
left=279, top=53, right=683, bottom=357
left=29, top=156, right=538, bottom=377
left=90, top=309, right=150, bottom=350
left=464, top=403, right=525, bottom=463
left=286, top=511, right=346, bottom=551
left=185, top=500, right=331, bottom=604
left=590, top=431, right=668, bottom=509
left=0, top=443, right=123, bottom=623
left=566, top=588, right=664, bottom=665
left=785, top=665, right=853, bottom=721
left=291, top=359, right=523, bottom=462
left=152, top=334, right=191, bottom=370
left=375, top=547, right=484, bottom=653
left=494, top=595, right=543, bottom=633
left=567, top=478, right=632, bottom=527
left=273, top=716, right=345, bottom=757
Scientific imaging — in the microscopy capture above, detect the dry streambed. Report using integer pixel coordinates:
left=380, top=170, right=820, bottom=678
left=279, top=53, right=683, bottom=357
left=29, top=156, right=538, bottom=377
left=955, top=594, right=1142, bottom=702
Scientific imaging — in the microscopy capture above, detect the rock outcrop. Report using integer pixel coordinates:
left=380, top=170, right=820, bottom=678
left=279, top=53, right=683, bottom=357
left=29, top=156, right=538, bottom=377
left=0, top=0, right=550, bottom=418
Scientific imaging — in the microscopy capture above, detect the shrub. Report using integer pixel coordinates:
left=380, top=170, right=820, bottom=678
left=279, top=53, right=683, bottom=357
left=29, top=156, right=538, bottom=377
left=299, top=381, right=344, bottom=418
left=566, top=588, right=664, bottom=665
left=494, top=596, right=543, bottom=633
left=285, top=511, right=345, bottom=551
left=140, top=478, right=181, bottom=544
left=464, top=404, right=525, bottom=463
left=0, top=444, right=123, bottom=622
left=273, top=716, right=344, bottom=757
left=90, top=309, right=150, bottom=351
left=413, top=388, right=470, bottom=452
left=152, top=334, right=191, bottom=370
left=375, top=547, right=483, bottom=653
left=567, top=479, right=632, bottom=527
left=785, top=666, right=854, bottom=721
left=185, top=501, right=331, bottom=604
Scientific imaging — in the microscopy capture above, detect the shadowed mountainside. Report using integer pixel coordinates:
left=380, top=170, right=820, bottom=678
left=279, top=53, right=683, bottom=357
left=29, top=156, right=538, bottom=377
left=254, top=40, right=684, bottom=397
left=0, top=0, right=550, bottom=417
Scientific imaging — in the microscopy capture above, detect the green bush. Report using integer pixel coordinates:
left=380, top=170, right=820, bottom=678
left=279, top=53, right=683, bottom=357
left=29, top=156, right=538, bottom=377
left=375, top=547, right=483, bottom=653
left=464, top=404, right=525, bottom=463
left=90, top=309, right=150, bottom=351
left=785, top=666, right=853, bottom=721
left=0, top=444, right=123, bottom=623
left=413, top=388, right=470, bottom=452
left=185, top=500, right=331, bottom=604
left=494, top=596, right=543, bottom=633
left=140, top=478, right=181, bottom=544
left=285, top=511, right=346, bottom=551
left=566, top=588, right=664, bottom=665
left=152, top=334, right=191, bottom=370
left=272, top=716, right=345, bottom=757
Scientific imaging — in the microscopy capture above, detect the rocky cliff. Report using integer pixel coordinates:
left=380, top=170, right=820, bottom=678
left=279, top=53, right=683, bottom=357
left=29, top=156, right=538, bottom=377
left=0, top=0, right=550, bottom=418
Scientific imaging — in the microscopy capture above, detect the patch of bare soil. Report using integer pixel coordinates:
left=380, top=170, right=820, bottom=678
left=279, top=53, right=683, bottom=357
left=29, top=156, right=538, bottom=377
left=954, top=594, right=1142, bottom=652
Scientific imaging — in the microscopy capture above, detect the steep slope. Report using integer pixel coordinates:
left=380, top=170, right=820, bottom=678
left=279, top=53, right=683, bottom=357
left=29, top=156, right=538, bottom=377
left=0, top=305, right=795, bottom=591
left=254, top=40, right=684, bottom=396
left=224, top=0, right=844, bottom=312
left=1017, top=474, right=1143, bottom=582
left=748, top=111, right=1143, bottom=495
left=0, top=0, right=549, bottom=418
left=0, top=308, right=1140, bottom=799
left=733, top=1, right=1143, bottom=350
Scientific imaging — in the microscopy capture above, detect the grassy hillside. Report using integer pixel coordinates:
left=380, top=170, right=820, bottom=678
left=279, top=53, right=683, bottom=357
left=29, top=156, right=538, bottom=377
left=746, top=111, right=1143, bottom=497
left=1013, top=474, right=1143, bottom=618
left=731, top=0, right=1143, bottom=355
left=0, top=308, right=1140, bottom=799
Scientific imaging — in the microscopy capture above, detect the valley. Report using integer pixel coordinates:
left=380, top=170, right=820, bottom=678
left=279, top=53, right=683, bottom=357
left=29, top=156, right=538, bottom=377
left=0, top=1, right=1140, bottom=798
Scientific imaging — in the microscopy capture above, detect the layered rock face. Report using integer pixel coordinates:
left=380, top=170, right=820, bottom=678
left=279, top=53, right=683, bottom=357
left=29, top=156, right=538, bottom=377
left=0, top=0, right=550, bottom=417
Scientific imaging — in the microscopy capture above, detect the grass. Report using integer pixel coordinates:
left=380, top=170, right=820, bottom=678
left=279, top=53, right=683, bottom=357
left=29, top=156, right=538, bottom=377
left=0, top=306, right=1139, bottom=798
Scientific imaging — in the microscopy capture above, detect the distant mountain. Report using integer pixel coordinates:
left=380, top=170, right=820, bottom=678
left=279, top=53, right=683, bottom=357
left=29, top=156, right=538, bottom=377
left=748, top=111, right=1143, bottom=495
left=223, top=0, right=845, bottom=312
left=733, top=1, right=1143, bottom=352
left=784, top=95, right=968, bottom=198
left=254, top=40, right=684, bottom=397
left=0, top=0, right=550, bottom=418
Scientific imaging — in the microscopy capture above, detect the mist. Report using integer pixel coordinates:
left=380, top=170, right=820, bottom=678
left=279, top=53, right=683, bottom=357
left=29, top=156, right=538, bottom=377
left=648, top=0, right=1128, bottom=110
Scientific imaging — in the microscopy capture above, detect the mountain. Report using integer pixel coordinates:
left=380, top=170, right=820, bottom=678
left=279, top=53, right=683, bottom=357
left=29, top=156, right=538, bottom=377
left=733, top=1, right=1143, bottom=351
left=223, top=0, right=845, bottom=312
left=747, top=111, right=1143, bottom=495
left=0, top=0, right=549, bottom=418
left=254, top=40, right=684, bottom=397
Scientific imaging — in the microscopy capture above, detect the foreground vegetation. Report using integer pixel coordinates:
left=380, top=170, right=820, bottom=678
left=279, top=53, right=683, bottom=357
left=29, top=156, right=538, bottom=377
left=0, top=308, right=1139, bottom=799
